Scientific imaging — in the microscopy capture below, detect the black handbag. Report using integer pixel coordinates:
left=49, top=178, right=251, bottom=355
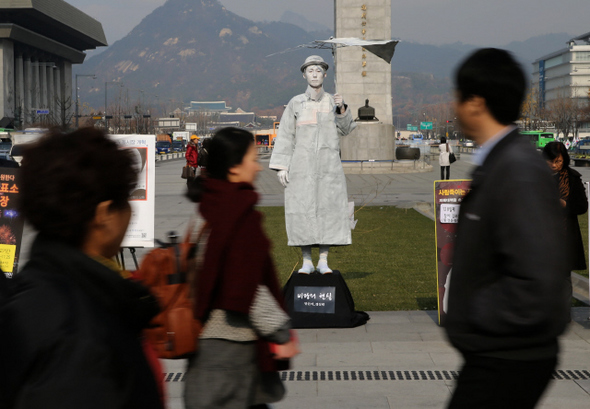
left=447, top=143, right=457, bottom=163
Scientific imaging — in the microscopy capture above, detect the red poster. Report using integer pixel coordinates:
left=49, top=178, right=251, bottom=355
left=434, top=180, right=471, bottom=325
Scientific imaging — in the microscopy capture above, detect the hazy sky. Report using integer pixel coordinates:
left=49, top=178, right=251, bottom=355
left=67, top=0, right=588, bottom=47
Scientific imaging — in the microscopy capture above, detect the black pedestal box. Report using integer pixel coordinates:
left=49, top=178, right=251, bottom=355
left=283, top=271, right=370, bottom=328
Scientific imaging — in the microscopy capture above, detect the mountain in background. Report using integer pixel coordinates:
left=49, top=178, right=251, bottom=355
left=76, top=0, right=334, bottom=113
left=280, top=11, right=331, bottom=34
left=74, top=0, right=574, bottom=115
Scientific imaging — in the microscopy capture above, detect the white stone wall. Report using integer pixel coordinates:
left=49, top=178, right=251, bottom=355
left=335, top=0, right=392, bottom=125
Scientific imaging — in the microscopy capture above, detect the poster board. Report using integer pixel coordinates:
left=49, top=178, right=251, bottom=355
left=0, top=167, right=24, bottom=277
left=110, top=134, right=156, bottom=248
left=434, top=179, right=471, bottom=325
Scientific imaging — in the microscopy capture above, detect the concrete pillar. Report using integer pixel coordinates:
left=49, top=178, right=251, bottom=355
left=23, top=57, right=32, bottom=125
left=39, top=62, right=47, bottom=108
left=32, top=59, right=39, bottom=114
left=14, top=54, right=24, bottom=127
left=0, top=39, right=15, bottom=119
left=335, top=0, right=393, bottom=125
left=335, top=0, right=395, bottom=161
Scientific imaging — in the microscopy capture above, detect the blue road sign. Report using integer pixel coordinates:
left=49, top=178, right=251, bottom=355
left=36, top=109, right=49, bottom=115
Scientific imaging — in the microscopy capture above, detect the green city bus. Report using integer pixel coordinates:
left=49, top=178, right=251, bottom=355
left=521, top=131, right=555, bottom=149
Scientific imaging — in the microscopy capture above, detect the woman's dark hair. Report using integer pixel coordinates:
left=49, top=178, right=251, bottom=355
left=542, top=141, right=570, bottom=168
left=440, top=136, right=447, bottom=143
left=187, top=127, right=254, bottom=202
left=455, top=48, right=526, bottom=125
left=19, top=127, right=137, bottom=247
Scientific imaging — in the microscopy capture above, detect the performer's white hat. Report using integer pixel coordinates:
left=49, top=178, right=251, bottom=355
left=300, top=55, right=329, bottom=72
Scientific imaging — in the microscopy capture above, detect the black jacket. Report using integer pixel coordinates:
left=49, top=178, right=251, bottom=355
left=0, top=236, right=162, bottom=409
left=559, top=167, right=588, bottom=270
left=444, top=130, right=570, bottom=360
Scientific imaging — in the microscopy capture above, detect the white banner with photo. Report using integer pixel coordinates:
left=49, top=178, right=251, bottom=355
left=110, top=134, right=156, bottom=248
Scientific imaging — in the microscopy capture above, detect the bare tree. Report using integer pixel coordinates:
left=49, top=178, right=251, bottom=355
left=521, top=86, right=545, bottom=131
left=546, top=89, right=584, bottom=140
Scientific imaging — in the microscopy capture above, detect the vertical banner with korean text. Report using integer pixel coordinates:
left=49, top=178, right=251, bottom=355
left=434, top=180, right=471, bottom=325
left=0, top=167, right=24, bottom=277
left=110, top=135, right=156, bottom=248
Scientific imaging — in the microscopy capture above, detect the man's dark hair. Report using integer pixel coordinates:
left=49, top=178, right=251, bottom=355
left=455, top=48, right=526, bottom=125
left=542, top=141, right=570, bottom=168
left=19, top=128, right=137, bottom=247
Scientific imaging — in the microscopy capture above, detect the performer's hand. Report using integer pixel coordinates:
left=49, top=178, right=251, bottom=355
left=277, top=170, right=289, bottom=187
left=334, top=93, right=344, bottom=108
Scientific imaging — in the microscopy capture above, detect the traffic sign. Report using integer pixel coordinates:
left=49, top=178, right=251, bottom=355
left=420, top=122, right=433, bottom=130
left=92, top=116, right=103, bottom=120
left=36, top=109, right=49, bottom=115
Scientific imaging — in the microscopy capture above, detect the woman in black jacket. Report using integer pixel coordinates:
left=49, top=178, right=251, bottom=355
left=543, top=141, right=588, bottom=271
left=0, top=129, right=162, bottom=409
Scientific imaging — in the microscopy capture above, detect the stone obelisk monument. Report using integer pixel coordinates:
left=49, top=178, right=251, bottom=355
left=335, top=0, right=395, bottom=161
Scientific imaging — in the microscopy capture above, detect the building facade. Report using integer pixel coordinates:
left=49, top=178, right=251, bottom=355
left=0, top=0, right=106, bottom=128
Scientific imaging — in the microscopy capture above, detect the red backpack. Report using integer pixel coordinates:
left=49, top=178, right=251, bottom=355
left=137, top=224, right=207, bottom=359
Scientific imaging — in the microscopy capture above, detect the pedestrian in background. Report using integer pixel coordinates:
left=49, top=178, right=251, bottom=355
left=542, top=141, right=588, bottom=271
left=439, top=136, right=453, bottom=180
left=198, top=137, right=211, bottom=170
left=185, top=134, right=199, bottom=179
left=0, top=128, right=162, bottom=409
left=444, top=49, right=570, bottom=409
left=185, top=127, right=299, bottom=409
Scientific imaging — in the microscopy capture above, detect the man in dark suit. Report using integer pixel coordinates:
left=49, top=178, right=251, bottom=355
left=444, top=48, right=571, bottom=408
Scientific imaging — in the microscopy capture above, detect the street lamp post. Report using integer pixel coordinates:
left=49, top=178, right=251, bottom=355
left=75, top=74, right=96, bottom=128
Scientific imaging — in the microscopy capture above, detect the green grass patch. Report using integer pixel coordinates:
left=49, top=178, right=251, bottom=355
left=577, top=212, right=589, bottom=278
left=259, top=206, right=437, bottom=311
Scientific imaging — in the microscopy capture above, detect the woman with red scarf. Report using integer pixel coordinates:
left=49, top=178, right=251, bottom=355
left=184, top=127, right=299, bottom=409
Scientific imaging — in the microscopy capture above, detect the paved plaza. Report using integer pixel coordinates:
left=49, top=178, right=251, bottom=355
left=144, top=153, right=590, bottom=409
left=17, top=151, right=590, bottom=408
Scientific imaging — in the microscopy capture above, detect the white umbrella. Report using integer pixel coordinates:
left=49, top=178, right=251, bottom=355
left=267, top=37, right=400, bottom=64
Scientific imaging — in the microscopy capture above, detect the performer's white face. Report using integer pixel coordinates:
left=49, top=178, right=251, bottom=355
left=303, top=65, right=326, bottom=89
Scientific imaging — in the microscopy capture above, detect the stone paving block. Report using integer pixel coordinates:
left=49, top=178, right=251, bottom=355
left=386, top=382, right=452, bottom=408
left=275, top=395, right=391, bottom=409
left=300, top=341, right=373, bottom=354
left=283, top=380, right=318, bottom=397
left=538, top=380, right=590, bottom=408
left=427, top=352, right=463, bottom=369
left=574, top=379, right=590, bottom=395
left=363, top=311, right=413, bottom=324
left=291, top=352, right=317, bottom=368
left=366, top=322, right=442, bottom=334
left=317, top=352, right=435, bottom=368
left=370, top=340, right=455, bottom=354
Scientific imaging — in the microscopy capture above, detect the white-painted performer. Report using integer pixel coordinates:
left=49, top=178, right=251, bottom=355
left=270, top=55, right=356, bottom=274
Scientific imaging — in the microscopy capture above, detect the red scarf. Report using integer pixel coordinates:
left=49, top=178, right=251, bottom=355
left=195, top=177, right=284, bottom=320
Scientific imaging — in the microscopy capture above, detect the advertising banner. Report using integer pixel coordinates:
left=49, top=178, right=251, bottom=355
left=434, top=179, right=471, bottom=325
left=111, top=135, right=156, bottom=248
left=0, top=167, right=24, bottom=277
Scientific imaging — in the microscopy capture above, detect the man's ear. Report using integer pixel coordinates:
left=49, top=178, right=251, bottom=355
left=92, top=200, right=114, bottom=228
left=468, top=96, right=486, bottom=114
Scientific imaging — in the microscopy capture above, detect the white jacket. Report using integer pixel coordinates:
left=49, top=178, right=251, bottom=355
left=439, top=143, right=453, bottom=166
